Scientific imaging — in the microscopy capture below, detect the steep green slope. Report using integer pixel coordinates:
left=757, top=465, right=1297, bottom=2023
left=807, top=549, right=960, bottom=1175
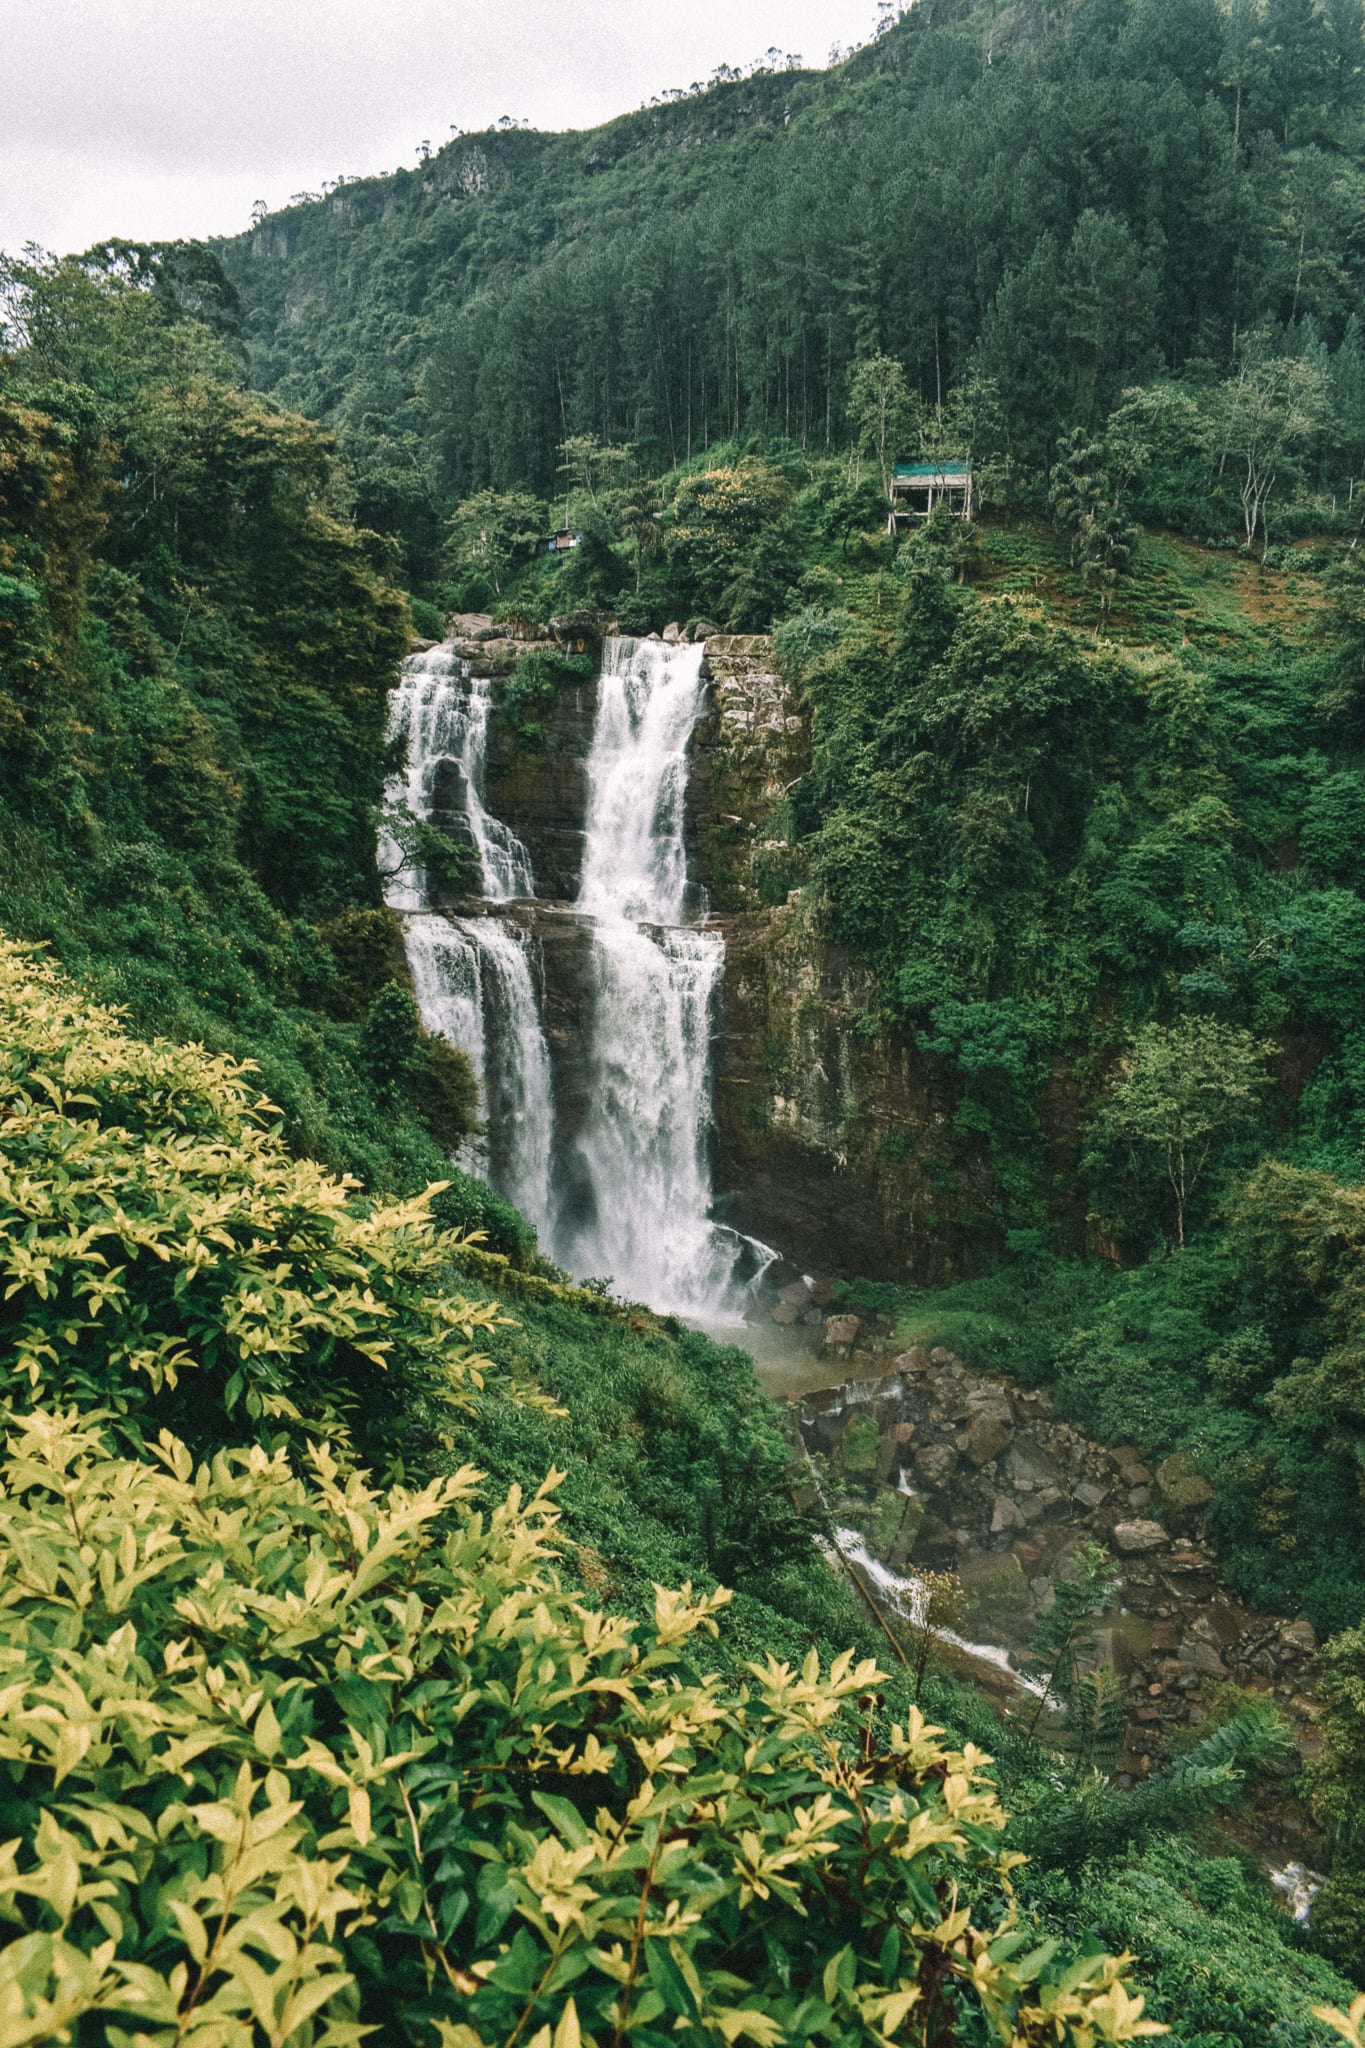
left=0, top=243, right=527, bottom=1253
left=0, top=935, right=1167, bottom=2048
left=0, top=929, right=1356, bottom=2047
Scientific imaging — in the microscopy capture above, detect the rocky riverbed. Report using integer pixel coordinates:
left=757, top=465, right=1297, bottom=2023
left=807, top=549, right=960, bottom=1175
left=779, top=1311, right=1324, bottom=1859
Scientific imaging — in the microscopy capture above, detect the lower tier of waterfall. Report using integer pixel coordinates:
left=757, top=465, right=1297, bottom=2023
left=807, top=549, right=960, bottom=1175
left=554, top=918, right=769, bottom=1309
left=402, top=911, right=554, bottom=1242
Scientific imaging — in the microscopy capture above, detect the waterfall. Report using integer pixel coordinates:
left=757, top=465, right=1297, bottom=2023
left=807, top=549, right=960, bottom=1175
left=576, top=634, right=704, bottom=924
left=403, top=910, right=553, bottom=1231
left=383, top=646, right=534, bottom=904
left=562, top=636, right=770, bottom=1312
left=382, top=633, right=771, bottom=1316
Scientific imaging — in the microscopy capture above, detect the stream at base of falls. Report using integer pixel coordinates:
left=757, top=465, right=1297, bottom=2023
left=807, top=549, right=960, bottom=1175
left=382, top=634, right=774, bottom=1318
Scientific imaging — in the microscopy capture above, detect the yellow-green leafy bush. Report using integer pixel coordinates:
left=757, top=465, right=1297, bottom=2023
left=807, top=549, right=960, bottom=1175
left=0, top=937, right=501, bottom=1451
left=0, top=1408, right=1160, bottom=2048
left=0, top=938, right=1157, bottom=2046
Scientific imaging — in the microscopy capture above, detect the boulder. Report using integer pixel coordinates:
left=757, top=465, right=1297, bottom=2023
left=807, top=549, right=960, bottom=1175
left=1074, top=1480, right=1109, bottom=1510
left=776, top=1278, right=811, bottom=1310
left=1020, top=1485, right=1069, bottom=1524
left=548, top=610, right=602, bottom=649
left=821, top=1313, right=861, bottom=1355
left=1155, top=1452, right=1214, bottom=1520
left=964, top=1387, right=1013, bottom=1422
left=662, top=621, right=685, bottom=644
left=991, top=1493, right=1026, bottom=1534
left=1113, top=1518, right=1169, bottom=1554
left=961, top=1409, right=1013, bottom=1467
left=914, top=1443, right=959, bottom=1490
left=1178, top=1636, right=1228, bottom=1677
left=1279, top=1619, right=1319, bottom=1660
left=1004, top=1442, right=1062, bottom=1491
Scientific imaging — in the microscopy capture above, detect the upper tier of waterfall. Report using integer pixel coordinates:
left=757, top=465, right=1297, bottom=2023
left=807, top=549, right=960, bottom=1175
left=383, top=646, right=534, bottom=904
left=576, top=635, right=707, bottom=925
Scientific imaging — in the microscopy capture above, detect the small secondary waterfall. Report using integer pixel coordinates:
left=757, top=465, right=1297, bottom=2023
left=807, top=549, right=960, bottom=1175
left=382, top=650, right=552, bottom=1237
left=383, top=646, right=534, bottom=905
left=383, top=633, right=769, bottom=1315
left=403, top=911, right=553, bottom=1228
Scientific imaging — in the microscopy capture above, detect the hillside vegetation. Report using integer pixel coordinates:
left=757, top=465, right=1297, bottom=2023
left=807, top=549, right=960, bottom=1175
left=0, top=936, right=1358, bottom=2048
left=0, top=937, right=1161, bottom=2048
left=0, top=243, right=529, bottom=1258
left=221, top=0, right=1365, bottom=582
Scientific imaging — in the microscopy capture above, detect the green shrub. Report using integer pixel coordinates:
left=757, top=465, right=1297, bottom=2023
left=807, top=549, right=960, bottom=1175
left=0, top=1407, right=1161, bottom=2048
left=0, top=936, right=1158, bottom=2048
left=0, top=937, right=501, bottom=1460
left=408, top=593, right=447, bottom=638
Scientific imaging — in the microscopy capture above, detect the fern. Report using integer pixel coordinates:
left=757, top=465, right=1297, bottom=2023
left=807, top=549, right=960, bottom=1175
left=1026, top=1541, right=1120, bottom=1735
left=1064, top=1665, right=1130, bottom=1781
left=1020, top=1701, right=1291, bottom=1869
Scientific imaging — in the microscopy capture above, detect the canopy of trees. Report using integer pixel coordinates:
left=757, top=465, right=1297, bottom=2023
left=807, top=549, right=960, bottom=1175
left=219, top=0, right=1365, bottom=579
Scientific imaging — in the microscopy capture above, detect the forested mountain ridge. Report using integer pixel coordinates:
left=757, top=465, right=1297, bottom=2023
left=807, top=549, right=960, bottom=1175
left=221, top=0, right=1365, bottom=581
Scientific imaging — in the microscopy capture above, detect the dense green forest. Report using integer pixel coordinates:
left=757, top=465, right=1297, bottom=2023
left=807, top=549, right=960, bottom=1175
left=4, top=0, right=1365, bottom=2033
left=0, top=240, right=534, bottom=1257
left=223, top=0, right=1365, bottom=583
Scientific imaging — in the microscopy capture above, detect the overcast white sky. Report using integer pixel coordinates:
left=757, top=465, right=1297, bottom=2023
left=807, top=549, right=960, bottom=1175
left=1, top=0, right=884, bottom=257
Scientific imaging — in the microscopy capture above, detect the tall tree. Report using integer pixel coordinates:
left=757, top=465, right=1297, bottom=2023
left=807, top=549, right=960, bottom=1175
left=847, top=353, right=913, bottom=496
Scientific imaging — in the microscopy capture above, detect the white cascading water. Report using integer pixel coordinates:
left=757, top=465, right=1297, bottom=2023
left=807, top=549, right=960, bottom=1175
left=561, top=635, right=769, bottom=1311
left=383, top=632, right=767, bottom=1314
left=382, top=648, right=553, bottom=1239
left=383, top=645, right=534, bottom=906
left=403, top=909, right=553, bottom=1229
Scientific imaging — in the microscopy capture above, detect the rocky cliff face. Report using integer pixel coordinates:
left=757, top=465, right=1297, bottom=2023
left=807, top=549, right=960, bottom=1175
left=692, top=636, right=989, bottom=1283
left=446, top=623, right=994, bottom=1284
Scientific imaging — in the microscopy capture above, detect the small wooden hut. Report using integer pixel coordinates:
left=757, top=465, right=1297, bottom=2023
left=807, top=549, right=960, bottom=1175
left=887, top=461, right=973, bottom=533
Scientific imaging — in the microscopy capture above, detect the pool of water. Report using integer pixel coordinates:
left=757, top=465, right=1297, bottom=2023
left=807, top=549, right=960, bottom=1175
left=687, top=1314, right=894, bottom=1399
